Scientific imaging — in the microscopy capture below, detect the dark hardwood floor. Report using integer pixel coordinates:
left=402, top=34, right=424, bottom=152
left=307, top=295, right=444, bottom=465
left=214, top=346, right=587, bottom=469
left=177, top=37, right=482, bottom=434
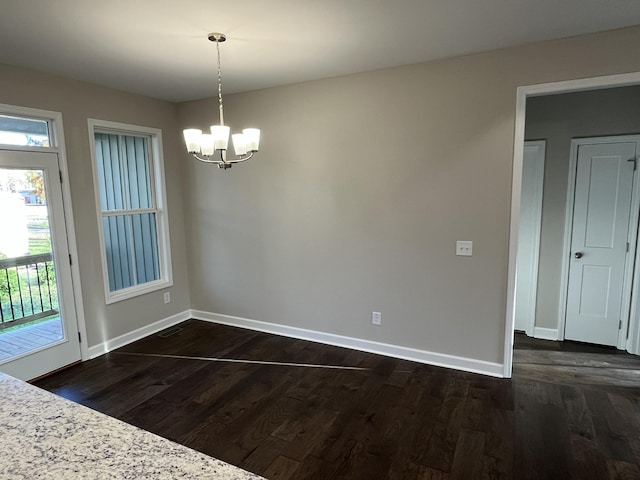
left=512, top=334, right=640, bottom=480
left=34, top=321, right=640, bottom=479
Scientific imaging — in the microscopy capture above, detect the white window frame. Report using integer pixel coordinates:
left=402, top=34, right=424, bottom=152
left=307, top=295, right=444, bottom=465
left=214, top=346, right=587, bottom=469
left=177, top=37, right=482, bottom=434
left=88, top=119, right=172, bottom=304
left=0, top=104, right=60, bottom=152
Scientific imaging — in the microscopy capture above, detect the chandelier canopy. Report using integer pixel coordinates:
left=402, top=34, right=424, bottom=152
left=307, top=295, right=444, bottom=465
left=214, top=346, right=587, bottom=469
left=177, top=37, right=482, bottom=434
left=183, top=33, right=260, bottom=169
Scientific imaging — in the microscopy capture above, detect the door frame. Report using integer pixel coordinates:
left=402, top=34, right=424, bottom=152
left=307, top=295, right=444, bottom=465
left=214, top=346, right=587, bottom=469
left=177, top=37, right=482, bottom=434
left=503, top=71, right=640, bottom=378
left=514, top=140, right=545, bottom=337
left=0, top=103, right=88, bottom=363
left=558, top=136, right=640, bottom=349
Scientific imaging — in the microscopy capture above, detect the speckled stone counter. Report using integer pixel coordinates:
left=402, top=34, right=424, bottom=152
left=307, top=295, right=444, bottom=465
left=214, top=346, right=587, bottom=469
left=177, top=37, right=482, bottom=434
left=0, top=374, right=263, bottom=479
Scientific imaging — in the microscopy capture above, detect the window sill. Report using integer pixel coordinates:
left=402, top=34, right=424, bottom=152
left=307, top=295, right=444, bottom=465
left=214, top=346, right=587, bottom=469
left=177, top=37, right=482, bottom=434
left=105, top=278, right=173, bottom=305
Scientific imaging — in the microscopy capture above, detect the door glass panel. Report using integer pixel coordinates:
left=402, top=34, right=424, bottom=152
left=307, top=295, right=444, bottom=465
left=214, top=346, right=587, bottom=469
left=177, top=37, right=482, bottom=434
left=0, top=167, right=63, bottom=362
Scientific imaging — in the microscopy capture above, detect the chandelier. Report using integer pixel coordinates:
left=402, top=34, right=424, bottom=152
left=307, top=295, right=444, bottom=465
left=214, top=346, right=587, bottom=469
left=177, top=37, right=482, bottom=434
left=183, top=33, right=260, bottom=169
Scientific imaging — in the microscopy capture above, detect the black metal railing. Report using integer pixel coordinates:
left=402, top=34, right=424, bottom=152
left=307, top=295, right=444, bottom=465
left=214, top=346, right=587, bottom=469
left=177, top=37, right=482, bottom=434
left=0, top=253, right=58, bottom=330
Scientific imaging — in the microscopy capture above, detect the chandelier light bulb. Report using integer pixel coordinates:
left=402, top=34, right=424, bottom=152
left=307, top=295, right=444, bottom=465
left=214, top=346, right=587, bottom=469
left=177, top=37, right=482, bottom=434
left=232, top=133, right=247, bottom=156
left=243, top=128, right=260, bottom=152
left=199, top=134, right=215, bottom=156
left=183, top=128, right=203, bottom=154
left=211, top=125, right=230, bottom=150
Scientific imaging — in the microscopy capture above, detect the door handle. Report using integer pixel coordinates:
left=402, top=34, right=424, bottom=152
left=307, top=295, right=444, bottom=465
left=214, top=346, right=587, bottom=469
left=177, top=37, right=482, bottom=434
left=574, top=252, right=584, bottom=259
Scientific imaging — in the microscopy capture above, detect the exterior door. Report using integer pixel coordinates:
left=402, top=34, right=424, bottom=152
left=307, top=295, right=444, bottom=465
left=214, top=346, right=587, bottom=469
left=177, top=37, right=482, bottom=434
left=0, top=150, right=81, bottom=380
left=514, top=141, right=545, bottom=335
left=564, top=141, right=636, bottom=346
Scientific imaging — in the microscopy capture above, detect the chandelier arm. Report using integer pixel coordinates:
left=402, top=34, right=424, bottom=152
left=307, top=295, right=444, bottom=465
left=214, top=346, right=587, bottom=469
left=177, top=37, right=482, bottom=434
left=226, top=151, right=255, bottom=164
left=192, top=153, right=223, bottom=164
left=192, top=151, right=253, bottom=165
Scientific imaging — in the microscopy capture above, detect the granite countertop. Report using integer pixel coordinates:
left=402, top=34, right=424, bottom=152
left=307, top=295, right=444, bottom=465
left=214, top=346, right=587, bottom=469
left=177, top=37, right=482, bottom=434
left=0, top=374, right=263, bottom=479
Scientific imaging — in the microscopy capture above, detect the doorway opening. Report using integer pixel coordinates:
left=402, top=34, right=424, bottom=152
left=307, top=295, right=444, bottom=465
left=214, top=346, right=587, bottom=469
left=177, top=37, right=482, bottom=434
left=504, top=73, right=640, bottom=378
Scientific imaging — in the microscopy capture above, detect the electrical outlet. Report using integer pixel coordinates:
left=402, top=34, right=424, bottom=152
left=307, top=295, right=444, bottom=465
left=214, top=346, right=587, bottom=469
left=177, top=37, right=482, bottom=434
left=456, top=240, right=473, bottom=256
left=372, top=311, right=382, bottom=326
left=163, top=292, right=171, bottom=304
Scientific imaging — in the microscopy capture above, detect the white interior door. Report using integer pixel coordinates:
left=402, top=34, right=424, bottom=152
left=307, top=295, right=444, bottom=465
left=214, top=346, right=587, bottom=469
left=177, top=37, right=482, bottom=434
left=0, top=150, right=81, bottom=380
left=564, top=141, right=636, bottom=346
left=514, top=141, right=545, bottom=335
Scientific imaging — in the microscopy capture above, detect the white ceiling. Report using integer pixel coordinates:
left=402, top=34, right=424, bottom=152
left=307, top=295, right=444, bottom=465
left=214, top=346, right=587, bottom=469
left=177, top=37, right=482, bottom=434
left=1, top=0, right=640, bottom=102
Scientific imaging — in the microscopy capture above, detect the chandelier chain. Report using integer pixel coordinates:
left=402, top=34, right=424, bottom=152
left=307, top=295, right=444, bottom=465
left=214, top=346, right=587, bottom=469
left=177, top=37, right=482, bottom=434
left=216, top=38, right=224, bottom=125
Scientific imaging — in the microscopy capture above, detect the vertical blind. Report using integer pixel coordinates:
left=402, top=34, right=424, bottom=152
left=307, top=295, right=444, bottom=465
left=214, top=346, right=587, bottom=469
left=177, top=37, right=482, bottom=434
left=95, top=133, right=160, bottom=292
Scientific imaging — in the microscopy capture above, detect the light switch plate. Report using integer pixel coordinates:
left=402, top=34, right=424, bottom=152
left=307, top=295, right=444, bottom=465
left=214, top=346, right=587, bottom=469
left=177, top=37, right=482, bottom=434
left=456, top=240, right=473, bottom=256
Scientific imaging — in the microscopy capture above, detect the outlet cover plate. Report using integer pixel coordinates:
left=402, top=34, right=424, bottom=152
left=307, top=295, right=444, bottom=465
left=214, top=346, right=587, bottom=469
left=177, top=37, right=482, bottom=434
left=456, top=240, right=473, bottom=256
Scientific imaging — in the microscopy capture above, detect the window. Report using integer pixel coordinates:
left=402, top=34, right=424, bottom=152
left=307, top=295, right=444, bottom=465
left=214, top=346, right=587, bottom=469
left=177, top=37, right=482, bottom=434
left=89, top=120, right=172, bottom=303
left=0, top=108, right=52, bottom=148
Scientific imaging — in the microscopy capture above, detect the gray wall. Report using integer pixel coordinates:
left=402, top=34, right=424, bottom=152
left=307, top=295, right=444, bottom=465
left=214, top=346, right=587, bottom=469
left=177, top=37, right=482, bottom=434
left=4, top=24, right=640, bottom=367
left=525, top=86, right=640, bottom=331
left=0, top=64, right=191, bottom=349
left=178, top=26, right=640, bottom=365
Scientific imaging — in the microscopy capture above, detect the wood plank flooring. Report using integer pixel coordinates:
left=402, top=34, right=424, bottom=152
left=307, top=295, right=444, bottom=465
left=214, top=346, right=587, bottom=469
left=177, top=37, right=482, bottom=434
left=34, top=322, right=640, bottom=479
left=512, top=334, right=640, bottom=479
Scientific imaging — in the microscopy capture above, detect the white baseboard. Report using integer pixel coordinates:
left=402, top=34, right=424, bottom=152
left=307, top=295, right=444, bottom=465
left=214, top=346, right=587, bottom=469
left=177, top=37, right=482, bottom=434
left=87, top=310, right=191, bottom=358
left=190, top=310, right=505, bottom=378
left=534, top=327, right=559, bottom=341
